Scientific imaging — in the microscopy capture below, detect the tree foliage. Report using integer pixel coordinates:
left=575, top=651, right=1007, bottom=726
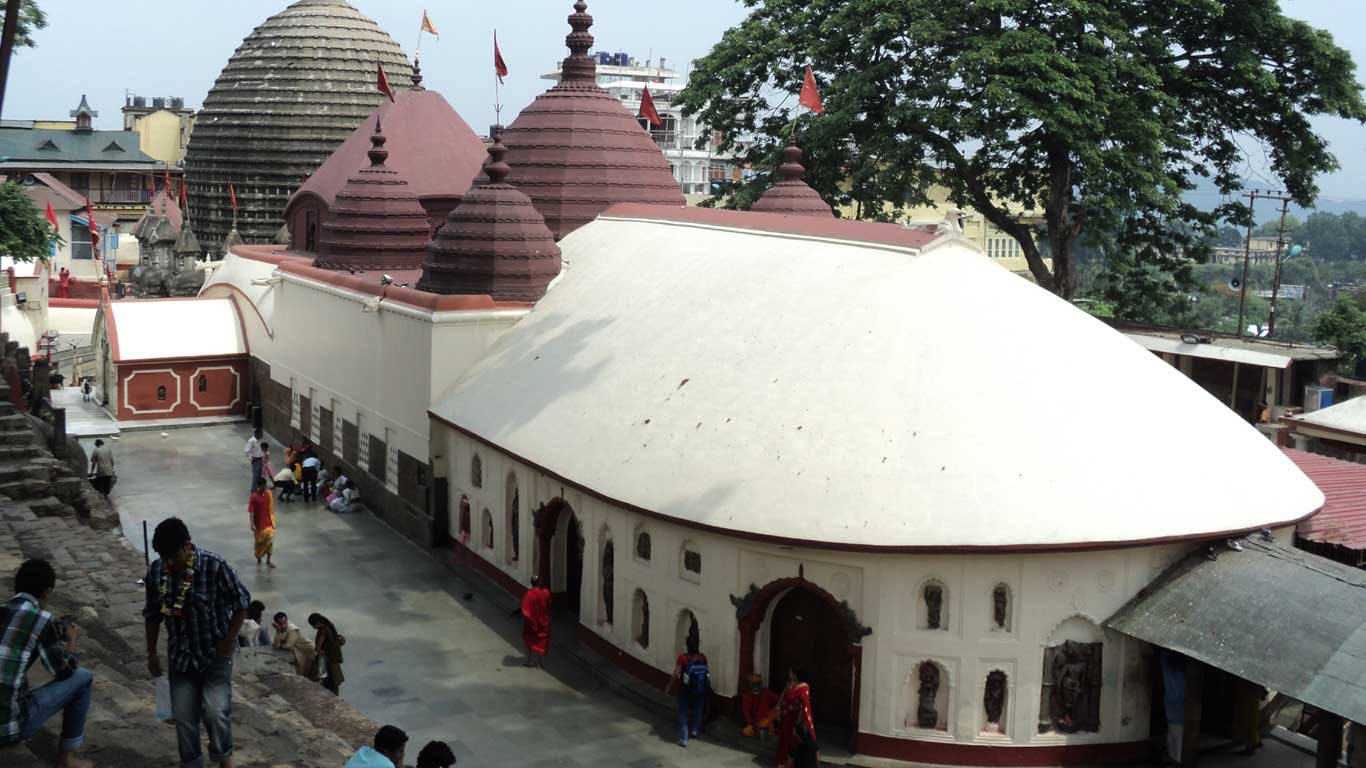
left=1313, top=299, right=1366, bottom=373
left=679, top=0, right=1366, bottom=298
left=0, top=182, right=54, bottom=263
left=13, top=0, right=47, bottom=50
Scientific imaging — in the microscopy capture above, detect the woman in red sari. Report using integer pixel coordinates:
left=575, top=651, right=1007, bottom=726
left=520, top=576, right=551, bottom=667
left=776, top=667, right=815, bottom=768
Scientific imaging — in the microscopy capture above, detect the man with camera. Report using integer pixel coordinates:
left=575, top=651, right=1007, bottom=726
left=0, top=559, right=94, bottom=768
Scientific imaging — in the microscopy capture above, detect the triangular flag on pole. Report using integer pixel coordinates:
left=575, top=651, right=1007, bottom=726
left=44, top=200, right=59, bottom=230
left=494, top=31, right=509, bottom=84
left=84, top=197, right=100, bottom=254
left=799, top=65, right=824, bottom=114
left=421, top=10, right=439, bottom=37
left=638, top=85, right=662, bottom=128
left=377, top=63, right=395, bottom=103
left=179, top=178, right=187, bottom=210
left=228, top=180, right=238, bottom=214
left=163, top=163, right=171, bottom=200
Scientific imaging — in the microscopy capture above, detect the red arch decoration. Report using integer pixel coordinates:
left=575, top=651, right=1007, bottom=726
left=734, top=575, right=866, bottom=749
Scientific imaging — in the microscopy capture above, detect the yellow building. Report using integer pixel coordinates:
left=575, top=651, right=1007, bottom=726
left=121, top=94, right=195, bottom=165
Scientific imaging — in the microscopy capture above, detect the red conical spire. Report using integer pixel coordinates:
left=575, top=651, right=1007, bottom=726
left=750, top=139, right=834, bottom=218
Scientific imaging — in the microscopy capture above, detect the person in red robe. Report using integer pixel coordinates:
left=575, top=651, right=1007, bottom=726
left=57, top=267, right=71, bottom=299
left=741, top=672, right=780, bottom=738
left=776, top=667, right=815, bottom=768
left=520, top=576, right=551, bottom=667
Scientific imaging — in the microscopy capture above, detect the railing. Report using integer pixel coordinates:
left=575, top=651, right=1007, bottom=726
left=74, top=189, right=153, bottom=205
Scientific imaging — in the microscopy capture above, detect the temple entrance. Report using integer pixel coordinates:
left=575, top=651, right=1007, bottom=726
left=536, top=498, right=584, bottom=618
left=768, top=587, right=855, bottom=729
left=562, top=514, right=584, bottom=616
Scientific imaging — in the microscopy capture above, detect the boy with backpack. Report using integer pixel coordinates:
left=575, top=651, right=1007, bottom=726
left=666, top=636, right=709, bottom=748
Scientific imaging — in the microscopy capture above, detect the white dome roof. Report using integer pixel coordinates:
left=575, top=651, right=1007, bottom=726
left=431, top=207, right=1323, bottom=550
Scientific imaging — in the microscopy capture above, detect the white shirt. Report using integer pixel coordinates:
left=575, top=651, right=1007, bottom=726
left=244, top=436, right=262, bottom=459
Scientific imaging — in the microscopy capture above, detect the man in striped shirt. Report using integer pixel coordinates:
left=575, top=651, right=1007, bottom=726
left=0, top=559, right=93, bottom=767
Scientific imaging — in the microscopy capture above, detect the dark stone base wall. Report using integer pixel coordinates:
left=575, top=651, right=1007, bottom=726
left=250, top=356, right=436, bottom=550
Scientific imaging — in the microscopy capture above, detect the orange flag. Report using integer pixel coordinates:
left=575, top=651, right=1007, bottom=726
left=638, top=85, right=662, bottom=127
left=494, top=31, right=509, bottom=84
left=228, top=180, right=238, bottom=214
left=377, top=63, right=395, bottom=103
left=799, top=65, right=824, bottom=114
left=84, top=197, right=99, bottom=253
left=44, top=200, right=59, bottom=230
left=179, top=178, right=187, bottom=210
left=421, top=10, right=439, bottom=37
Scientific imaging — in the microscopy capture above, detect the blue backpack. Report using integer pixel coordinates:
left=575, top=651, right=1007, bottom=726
left=683, top=655, right=709, bottom=696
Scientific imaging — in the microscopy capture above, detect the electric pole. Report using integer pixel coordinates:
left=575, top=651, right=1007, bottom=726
left=1235, top=190, right=1293, bottom=338
left=1267, top=196, right=1294, bottom=338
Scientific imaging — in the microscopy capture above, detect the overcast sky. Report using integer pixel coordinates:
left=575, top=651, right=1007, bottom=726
left=4, top=0, right=1363, bottom=204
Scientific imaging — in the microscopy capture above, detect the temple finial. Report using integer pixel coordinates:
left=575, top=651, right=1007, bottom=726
left=368, top=117, right=389, bottom=167
left=560, top=1, right=597, bottom=83
left=780, top=139, right=806, bottom=183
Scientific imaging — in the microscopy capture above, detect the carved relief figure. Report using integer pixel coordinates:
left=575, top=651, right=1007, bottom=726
left=916, top=662, right=940, bottom=728
left=992, top=585, right=1009, bottom=629
left=924, top=584, right=943, bottom=629
left=1043, top=639, right=1102, bottom=733
left=984, top=670, right=1007, bottom=727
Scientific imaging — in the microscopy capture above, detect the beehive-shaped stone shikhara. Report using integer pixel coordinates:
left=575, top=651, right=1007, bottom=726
left=185, top=0, right=413, bottom=253
left=418, top=136, right=562, bottom=302
left=750, top=140, right=834, bottom=218
left=501, top=1, right=683, bottom=240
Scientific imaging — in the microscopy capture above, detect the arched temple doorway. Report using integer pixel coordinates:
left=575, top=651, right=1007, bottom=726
left=535, top=498, right=584, bottom=617
left=735, top=576, right=868, bottom=749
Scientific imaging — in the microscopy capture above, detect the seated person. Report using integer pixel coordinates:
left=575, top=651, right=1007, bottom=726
left=271, top=612, right=318, bottom=679
left=273, top=465, right=300, bottom=501
left=329, top=487, right=360, bottom=514
left=237, top=600, right=272, bottom=648
left=741, top=673, right=780, bottom=737
left=0, top=559, right=94, bottom=768
left=416, top=740, right=456, bottom=768
left=345, top=724, right=408, bottom=768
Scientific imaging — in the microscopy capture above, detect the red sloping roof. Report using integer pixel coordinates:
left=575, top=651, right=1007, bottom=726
left=286, top=89, right=485, bottom=213
left=1284, top=448, right=1366, bottom=549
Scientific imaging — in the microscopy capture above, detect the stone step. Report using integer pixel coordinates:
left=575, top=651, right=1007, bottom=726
left=0, top=444, right=41, bottom=462
left=26, top=497, right=73, bottom=518
left=0, top=480, right=49, bottom=501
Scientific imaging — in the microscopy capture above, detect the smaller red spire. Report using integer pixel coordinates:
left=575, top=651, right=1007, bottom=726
left=750, top=139, right=834, bottom=218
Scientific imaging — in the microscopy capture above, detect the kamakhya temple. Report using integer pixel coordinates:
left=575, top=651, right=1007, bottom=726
left=82, top=1, right=1366, bottom=765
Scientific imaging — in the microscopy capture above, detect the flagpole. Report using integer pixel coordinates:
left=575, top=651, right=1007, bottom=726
left=494, top=30, right=502, bottom=130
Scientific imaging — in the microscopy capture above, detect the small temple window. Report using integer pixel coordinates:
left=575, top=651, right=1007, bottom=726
left=156, top=385, right=167, bottom=401
left=991, top=584, right=1012, bottom=631
left=920, top=580, right=947, bottom=630
left=633, top=589, right=650, bottom=648
left=197, top=374, right=208, bottom=392
left=984, top=670, right=1008, bottom=734
left=457, top=495, right=471, bottom=540
left=481, top=508, right=494, bottom=550
left=680, top=541, right=701, bottom=582
left=635, top=529, right=651, bottom=562
left=906, top=661, right=949, bottom=732
left=471, top=454, right=482, bottom=488
left=1039, top=631, right=1103, bottom=734
left=599, top=535, right=614, bottom=625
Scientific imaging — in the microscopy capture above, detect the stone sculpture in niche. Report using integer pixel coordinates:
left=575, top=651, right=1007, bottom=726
left=916, top=662, right=940, bottom=728
left=1043, top=639, right=1102, bottom=733
left=924, top=584, right=943, bottom=629
left=992, top=585, right=1009, bottom=628
left=984, top=670, right=1007, bottom=727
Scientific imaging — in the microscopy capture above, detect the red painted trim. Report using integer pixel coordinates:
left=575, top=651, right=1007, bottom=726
left=113, top=353, right=248, bottom=365
left=199, top=283, right=274, bottom=341
left=431, top=413, right=1322, bottom=554
left=49, top=297, right=100, bottom=309
left=854, top=732, right=1150, bottom=767
left=447, top=536, right=527, bottom=598
left=600, top=203, right=939, bottom=250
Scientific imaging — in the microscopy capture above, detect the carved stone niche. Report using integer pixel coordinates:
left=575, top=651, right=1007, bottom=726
left=984, top=670, right=1008, bottom=733
left=904, top=661, right=949, bottom=732
left=1039, top=639, right=1103, bottom=734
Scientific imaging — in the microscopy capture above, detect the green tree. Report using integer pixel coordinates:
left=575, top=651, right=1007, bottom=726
left=0, top=182, right=55, bottom=263
left=1312, top=299, right=1366, bottom=372
left=12, top=0, right=47, bottom=50
left=680, top=0, right=1366, bottom=299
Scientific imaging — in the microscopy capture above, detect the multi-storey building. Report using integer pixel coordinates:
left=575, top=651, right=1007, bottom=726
left=120, top=93, right=196, bottom=166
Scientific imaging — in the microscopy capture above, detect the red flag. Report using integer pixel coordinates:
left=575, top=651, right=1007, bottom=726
left=84, top=197, right=100, bottom=254
left=799, top=65, right=824, bottom=114
left=638, top=85, right=662, bottom=128
left=44, top=200, right=59, bottom=230
left=228, top=180, right=238, bottom=214
left=377, top=63, right=395, bottom=103
left=179, top=178, right=187, bottom=210
left=494, top=31, right=509, bottom=84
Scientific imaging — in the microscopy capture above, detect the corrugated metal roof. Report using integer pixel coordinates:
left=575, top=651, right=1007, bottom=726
left=1106, top=536, right=1366, bottom=724
left=1285, top=448, right=1366, bottom=550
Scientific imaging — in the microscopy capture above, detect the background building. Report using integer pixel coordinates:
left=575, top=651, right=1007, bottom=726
left=121, top=93, right=196, bottom=165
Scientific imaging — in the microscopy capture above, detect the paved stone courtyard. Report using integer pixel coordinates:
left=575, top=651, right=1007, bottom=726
left=94, top=423, right=765, bottom=768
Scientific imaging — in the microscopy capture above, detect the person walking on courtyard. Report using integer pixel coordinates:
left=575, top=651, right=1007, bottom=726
left=88, top=438, right=115, bottom=497
left=244, top=429, right=263, bottom=493
left=0, top=559, right=94, bottom=768
left=308, top=613, right=345, bottom=695
left=300, top=455, right=321, bottom=502
left=416, top=740, right=456, bottom=768
left=249, top=479, right=276, bottom=568
left=345, top=725, right=408, bottom=768
left=144, top=517, right=252, bottom=768
left=666, top=635, right=709, bottom=748
left=80, top=378, right=92, bottom=402
left=776, top=667, right=815, bottom=768
left=57, top=267, right=71, bottom=299
left=520, top=576, right=551, bottom=668
left=270, top=612, right=317, bottom=679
